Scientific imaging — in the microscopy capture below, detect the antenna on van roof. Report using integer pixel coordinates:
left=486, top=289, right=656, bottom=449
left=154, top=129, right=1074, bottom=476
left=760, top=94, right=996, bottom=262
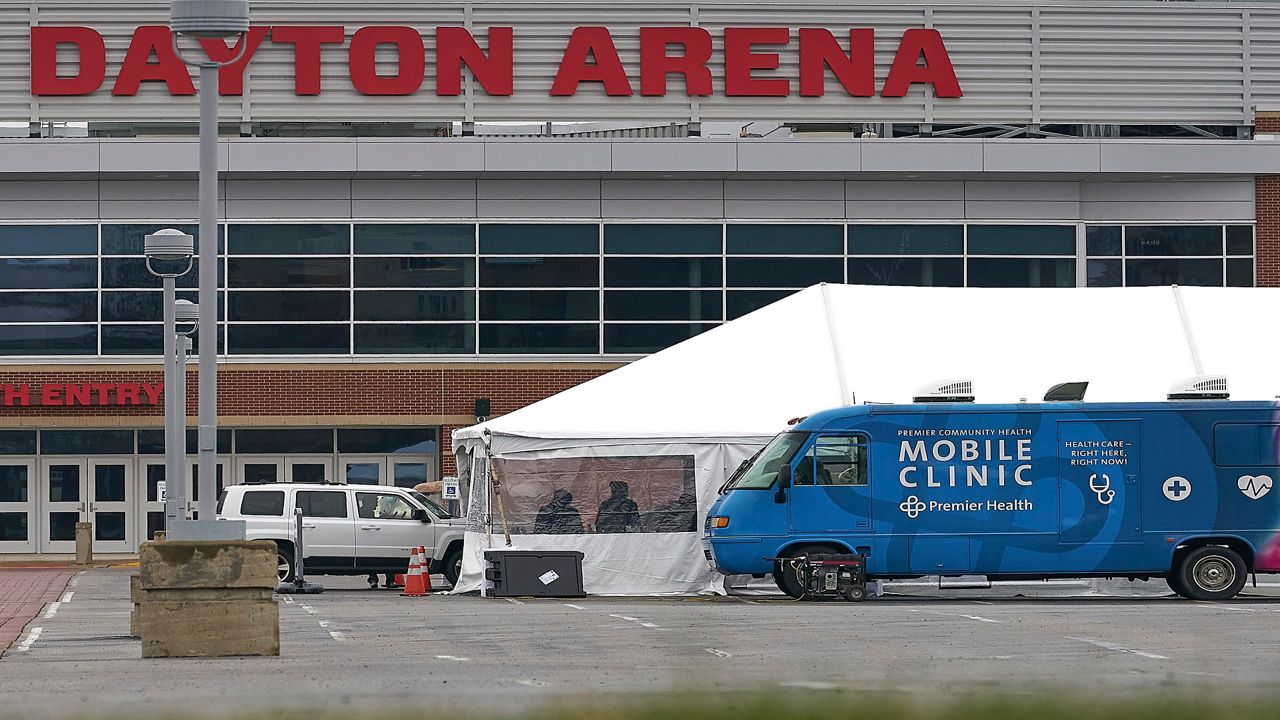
left=912, top=379, right=975, bottom=403
left=1044, top=381, right=1089, bottom=402
left=1168, top=375, right=1229, bottom=401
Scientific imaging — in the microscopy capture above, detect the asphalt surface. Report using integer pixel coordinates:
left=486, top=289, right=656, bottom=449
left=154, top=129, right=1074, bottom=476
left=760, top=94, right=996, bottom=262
left=2, top=569, right=1280, bottom=718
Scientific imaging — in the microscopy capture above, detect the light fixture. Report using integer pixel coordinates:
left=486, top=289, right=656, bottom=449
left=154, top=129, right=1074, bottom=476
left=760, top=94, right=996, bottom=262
left=143, top=228, right=195, bottom=265
left=170, top=0, right=250, bottom=38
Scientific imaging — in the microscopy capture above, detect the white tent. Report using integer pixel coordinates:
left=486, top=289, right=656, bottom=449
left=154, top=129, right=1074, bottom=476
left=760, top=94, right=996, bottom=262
left=451, top=284, right=1280, bottom=595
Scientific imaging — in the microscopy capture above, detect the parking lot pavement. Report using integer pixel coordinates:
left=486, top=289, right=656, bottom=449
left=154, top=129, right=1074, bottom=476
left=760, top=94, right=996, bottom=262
left=3, top=568, right=1280, bottom=719
left=0, top=568, right=76, bottom=654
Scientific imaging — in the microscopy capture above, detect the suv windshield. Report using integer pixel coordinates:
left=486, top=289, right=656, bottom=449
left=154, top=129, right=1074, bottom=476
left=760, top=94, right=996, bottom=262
left=727, top=431, right=808, bottom=490
left=411, top=491, right=455, bottom=519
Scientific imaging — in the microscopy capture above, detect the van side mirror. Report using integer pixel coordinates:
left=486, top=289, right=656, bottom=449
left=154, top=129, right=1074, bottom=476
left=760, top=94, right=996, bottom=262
left=413, top=508, right=430, bottom=522
left=774, top=465, right=791, bottom=504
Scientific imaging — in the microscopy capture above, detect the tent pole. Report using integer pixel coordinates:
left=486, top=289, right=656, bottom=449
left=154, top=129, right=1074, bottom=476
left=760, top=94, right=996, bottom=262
left=489, top=462, right=514, bottom=547
left=481, top=434, right=513, bottom=547
left=1171, top=284, right=1205, bottom=375
left=820, top=283, right=852, bottom=405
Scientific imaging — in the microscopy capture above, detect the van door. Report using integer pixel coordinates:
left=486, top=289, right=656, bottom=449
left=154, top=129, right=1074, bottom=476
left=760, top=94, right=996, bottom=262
left=788, top=434, right=872, bottom=535
left=1057, top=420, right=1142, bottom=544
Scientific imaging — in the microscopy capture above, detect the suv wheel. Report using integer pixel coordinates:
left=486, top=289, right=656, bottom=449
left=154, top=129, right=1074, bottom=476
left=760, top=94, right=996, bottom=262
left=276, top=544, right=296, bottom=584
left=443, top=546, right=463, bottom=587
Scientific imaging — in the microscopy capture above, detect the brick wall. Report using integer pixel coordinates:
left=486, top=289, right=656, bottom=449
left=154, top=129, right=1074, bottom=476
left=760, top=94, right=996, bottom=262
left=0, top=363, right=620, bottom=474
left=1257, top=114, right=1280, bottom=287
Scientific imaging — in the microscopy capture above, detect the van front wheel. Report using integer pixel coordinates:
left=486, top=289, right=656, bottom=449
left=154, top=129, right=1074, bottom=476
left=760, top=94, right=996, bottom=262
left=1176, top=546, right=1247, bottom=601
left=772, top=545, right=832, bottom=600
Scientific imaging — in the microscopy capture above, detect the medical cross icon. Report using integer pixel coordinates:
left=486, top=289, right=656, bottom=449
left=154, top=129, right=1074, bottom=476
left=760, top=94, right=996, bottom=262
left=1162, top=476, right=1191, bottom=502
left=899, top=495, right=927, bottom=518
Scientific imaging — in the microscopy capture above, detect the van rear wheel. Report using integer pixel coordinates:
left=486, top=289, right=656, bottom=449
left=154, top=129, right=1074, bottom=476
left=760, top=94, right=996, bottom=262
left=1176, top=546, right=1247, bottom=601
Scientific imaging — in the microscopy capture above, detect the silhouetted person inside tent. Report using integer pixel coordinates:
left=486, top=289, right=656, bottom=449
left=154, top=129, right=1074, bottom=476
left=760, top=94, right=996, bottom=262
left=646, top=491, right=697, bottom=533
left=533, top=488, right=583, bottom=534
left=596, top=480, right=639, bottom=533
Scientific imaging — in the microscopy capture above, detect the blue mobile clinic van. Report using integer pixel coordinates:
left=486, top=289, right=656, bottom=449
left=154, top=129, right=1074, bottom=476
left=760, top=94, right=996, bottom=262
left=705, top=395, right=1280, bottom=600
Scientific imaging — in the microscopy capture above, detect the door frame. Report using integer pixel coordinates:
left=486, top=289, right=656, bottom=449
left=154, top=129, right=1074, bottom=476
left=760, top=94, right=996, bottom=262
left=85, top=457, right=135, bottom=554
left=0, top=458, right=37, bottom=554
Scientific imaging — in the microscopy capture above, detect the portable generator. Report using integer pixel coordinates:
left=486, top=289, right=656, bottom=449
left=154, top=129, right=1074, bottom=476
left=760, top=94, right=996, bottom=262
left=786, top=553, right=868, bottom=601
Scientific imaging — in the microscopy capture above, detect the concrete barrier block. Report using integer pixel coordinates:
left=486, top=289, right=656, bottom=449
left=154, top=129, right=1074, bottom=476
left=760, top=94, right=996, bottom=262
left=139, top=599, right=279, bottom=658
left=139, top=540, right=277, bottom=591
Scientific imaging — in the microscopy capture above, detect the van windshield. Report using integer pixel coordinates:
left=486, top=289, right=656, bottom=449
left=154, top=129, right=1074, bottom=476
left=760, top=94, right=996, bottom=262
left=727, top=432, right=808, bottom=490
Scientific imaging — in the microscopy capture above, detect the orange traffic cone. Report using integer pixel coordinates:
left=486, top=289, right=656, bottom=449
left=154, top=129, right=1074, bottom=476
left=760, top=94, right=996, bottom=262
left=400, top=547, right=428, bottom=597
left=419, top=546, right=433, bottom=593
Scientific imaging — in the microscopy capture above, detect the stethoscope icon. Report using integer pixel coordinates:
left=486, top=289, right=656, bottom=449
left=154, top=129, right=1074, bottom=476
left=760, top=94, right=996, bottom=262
left=1089, top=473, right=1115, bottom=505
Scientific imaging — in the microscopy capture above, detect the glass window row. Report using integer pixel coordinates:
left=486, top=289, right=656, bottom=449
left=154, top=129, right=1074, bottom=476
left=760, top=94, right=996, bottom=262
left=2, top=223, right=1254, bottom=260
left=0, top=427, right=436, bottom=456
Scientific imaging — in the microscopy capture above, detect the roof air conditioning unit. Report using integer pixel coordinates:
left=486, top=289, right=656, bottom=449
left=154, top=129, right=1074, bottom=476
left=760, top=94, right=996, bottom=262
left=1044, top=381, right=1089, bottom=402
left=913, top=379, right=975, bottom=403
left=1168, top=375, right=1229, bottom=401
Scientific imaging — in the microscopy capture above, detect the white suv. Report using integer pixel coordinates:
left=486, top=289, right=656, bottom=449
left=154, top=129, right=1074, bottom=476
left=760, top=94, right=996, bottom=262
left=218, top=483, right=467, bottom=587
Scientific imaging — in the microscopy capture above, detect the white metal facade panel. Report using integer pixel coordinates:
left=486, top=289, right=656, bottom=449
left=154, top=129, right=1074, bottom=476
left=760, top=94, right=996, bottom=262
left=6, top=1, right=1279, bottom=125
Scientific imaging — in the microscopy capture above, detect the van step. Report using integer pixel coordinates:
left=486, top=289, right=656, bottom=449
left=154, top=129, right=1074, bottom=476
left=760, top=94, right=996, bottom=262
left=937, top=575, right=992, bottom=590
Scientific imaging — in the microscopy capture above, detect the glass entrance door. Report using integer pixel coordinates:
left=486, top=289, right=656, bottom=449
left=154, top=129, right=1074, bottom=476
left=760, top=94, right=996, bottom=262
left=88, top=459, right=133, bottom=553
left=141, top=461, right=169, bottom=543
left=0, top=460, right=36, bottom=553
left=236, top=457, right=284, bottom=485
left=341, top=457, right=386, bottom=486
left=42, top=461, right=85, bottom=553
left=191, top=459, right=230, bottom=519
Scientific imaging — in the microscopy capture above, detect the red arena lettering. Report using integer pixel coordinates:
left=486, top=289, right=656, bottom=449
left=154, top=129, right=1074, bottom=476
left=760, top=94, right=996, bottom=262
left=436, top=27, right=514, bottom=96
left=27, top=23, right=962, bottom=100
left=798, top=28, right=875, bottom=98
left=723, top=27, right=790, bottom=97
left=881, top=28, right=962, bottom=98
left=198, top=26, right=270, bottom=96
left=30, top=26, right=106, bottom=96
left=349, top=26, right=426, bottom=96
left=639, top=26, right=713, bottom=97
left=550, top=27, right=633, bottom=96
left=272, top=25, right=346, bottom=95
left=111, top=25, right=194, bottom=96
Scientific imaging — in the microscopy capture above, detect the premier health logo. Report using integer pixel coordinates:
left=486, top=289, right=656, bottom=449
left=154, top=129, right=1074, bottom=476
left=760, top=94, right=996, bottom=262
left=899, top=495, right=927, bottom=519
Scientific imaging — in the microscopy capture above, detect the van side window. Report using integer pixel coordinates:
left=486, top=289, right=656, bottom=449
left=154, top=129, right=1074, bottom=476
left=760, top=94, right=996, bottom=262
left=1215, top=423, right=1280, bottom=466
left=240, top=490, right=285, bottom=516
left=295, top=491, right=348, bottom=519
left=812, top=435, right=868, bottom=486
left=356, top=492, right=415, bottom=520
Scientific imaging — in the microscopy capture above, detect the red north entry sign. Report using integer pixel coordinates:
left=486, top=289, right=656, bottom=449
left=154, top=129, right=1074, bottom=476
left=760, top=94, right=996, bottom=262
left=30, top=25, right=962, bottom=99
left=1, top=383, right=163, bottom=407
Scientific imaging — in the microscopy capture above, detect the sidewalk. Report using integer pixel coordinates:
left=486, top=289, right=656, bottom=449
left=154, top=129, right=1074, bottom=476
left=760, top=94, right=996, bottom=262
left=0, top=568, right=77, bottom=653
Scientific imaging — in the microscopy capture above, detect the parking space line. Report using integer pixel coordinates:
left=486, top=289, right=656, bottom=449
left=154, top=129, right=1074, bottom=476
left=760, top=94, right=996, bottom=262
left=505, top=598, right=525, bottom=605
left=15, top=627, right=42, bottom=653
left=298, top=603, right=318, bottom=616
left=516, top=679, right=548, bottom=687
left=1065, top=636, right=1168, bottom=660
left=435, top=655, right=470, bottom=662
left=42, top=602, right=62, bottom=619
left=608, top=614, right=662, bottom=629
left=563, top=603, right=585, bottom=610
left=704, top=647, right=732, bottom=658
left=316, top=620, right=345, bottom=642
left=59, top=591, right=74, bottom=603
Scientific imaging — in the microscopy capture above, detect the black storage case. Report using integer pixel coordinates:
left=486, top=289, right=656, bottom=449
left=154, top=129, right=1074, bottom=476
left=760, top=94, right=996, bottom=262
left=484, top=550, right=586, bottom=598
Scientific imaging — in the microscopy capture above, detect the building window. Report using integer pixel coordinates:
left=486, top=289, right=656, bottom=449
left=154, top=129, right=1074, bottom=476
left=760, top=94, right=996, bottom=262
left=1085, top=225, right=1251, bottom=288
left=966, top=225, right=1076, bottom=288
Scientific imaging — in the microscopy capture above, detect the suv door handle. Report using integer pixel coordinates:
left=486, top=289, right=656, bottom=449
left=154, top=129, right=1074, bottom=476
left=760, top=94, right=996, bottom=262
left=301, top=524, right=317, bottom=530
left=360, top=525, right=381, bottom=531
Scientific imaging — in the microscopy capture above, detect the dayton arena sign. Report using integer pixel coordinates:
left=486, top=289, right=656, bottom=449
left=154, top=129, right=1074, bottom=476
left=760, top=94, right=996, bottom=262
left=30, top=25, right=962, bottom=99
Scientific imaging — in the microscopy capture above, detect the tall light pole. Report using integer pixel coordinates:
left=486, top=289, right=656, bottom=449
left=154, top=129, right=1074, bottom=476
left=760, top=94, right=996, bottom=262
left=144, top=229, right=194, bottom=529
left=171, top=0, right=250, bottom=526
left=173, top=300, right=200, bottom=515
